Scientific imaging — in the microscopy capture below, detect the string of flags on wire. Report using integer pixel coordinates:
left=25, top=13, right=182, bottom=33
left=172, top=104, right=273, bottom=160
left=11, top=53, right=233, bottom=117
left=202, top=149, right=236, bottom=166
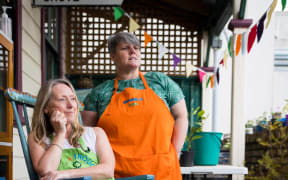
left=113, top=7, right=186, bottom=68
left=113, top=0, right=285, bottom=89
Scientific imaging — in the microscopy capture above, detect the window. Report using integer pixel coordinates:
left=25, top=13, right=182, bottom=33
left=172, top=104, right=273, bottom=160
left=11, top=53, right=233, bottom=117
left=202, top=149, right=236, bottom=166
left=44, top=8, right=61, bottom=80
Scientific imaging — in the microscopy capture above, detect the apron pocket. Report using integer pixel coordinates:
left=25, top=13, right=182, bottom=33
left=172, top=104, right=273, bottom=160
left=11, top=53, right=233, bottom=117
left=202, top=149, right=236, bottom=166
left=114, top=152, right=172, bottom=179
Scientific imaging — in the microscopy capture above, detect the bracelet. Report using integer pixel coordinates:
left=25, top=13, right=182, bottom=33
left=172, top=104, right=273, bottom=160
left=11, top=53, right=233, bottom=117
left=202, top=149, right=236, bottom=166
left=50, top=143, right=63, bottom=151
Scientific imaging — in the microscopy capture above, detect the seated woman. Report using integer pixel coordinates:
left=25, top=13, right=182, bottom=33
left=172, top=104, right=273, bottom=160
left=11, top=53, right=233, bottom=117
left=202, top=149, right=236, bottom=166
left=28, top=79, right=115, bottom=180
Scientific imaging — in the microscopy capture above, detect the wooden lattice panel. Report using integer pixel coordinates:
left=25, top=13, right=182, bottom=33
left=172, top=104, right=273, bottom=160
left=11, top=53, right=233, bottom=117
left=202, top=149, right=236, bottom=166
left=66, top=6, right=201, bottom=76
left=0, top=45, right=8, bottom=89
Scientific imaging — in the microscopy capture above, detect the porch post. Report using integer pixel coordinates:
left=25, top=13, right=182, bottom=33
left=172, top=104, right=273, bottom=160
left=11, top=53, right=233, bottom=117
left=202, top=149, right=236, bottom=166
left=228, top=19, right=252, bottom=180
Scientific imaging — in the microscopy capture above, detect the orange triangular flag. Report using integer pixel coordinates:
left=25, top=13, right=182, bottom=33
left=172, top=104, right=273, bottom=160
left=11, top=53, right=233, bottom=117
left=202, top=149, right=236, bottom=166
left=144, top=31, right=153, bottom=47
left=236, top=34, right=242, bottom=56
left=210, top=75, right=214, bottom=88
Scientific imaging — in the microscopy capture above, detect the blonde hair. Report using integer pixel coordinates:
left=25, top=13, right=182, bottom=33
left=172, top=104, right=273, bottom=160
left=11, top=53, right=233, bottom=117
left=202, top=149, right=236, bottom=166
left=31, top=79, right=84, bottom=146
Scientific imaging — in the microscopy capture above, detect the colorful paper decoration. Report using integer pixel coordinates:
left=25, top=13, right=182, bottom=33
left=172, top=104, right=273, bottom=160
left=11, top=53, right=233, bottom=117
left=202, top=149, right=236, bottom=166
left=266, top=0, right=278, bottom=29
left=129, top=18, right=140, bottom=32
left=113, top=7, right=124, bottom=21
left=235, top=34, right=242, bottom=56
left=257, top=13, right=266, bottom=42
left=206, top=76, right=211, bottom=88
left=247, top=24, right=257, bottom=53
left=224, top=50, right=228, bottom=69
left=241, top=32, right=247, bottom=55
left=210, top=75, right=214, bottom=88
left=216, top=68, right=220, bottom=84
left=173, top=54, right=181, bottom=67
left=198, top=70, right=206, bottom=83
left=282, top=0, right=287, bottom=11
left=185, top=62, right=194, bottom=78
left=228, top=37, right=232, bottom=57
left=158, top=43, right=169, bottom=60
left=144, top=31, right=153, bottom=47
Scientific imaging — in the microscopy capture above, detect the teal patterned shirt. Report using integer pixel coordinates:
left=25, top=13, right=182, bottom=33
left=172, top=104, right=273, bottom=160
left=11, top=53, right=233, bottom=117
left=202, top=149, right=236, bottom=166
left=83, top=72, right=185, bottom=119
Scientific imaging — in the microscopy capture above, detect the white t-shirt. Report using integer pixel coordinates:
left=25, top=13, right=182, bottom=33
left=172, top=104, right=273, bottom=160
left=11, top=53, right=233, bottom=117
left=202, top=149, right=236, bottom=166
left=45, top=127, right=97, bottom=154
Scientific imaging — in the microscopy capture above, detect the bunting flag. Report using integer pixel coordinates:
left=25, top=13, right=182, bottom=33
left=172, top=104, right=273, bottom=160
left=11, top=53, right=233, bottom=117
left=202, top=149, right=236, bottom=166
left=220, top=59, right=224, bottom=66
left=158, top=43, right=169, bottom=60
left=185, top=62, right=194, bottom=78
left=224, top=50, right=228, bottom=69
left=173, top=54, right=181, bottom=67
left=129, top=18, right=140, bottom=32
left=235, top=34, right=242, bottom=56
left=216, top=68, right=220, bottom=84
left=266, top=0, right=278, bottom=29
left=228, top=36, right=232, bottom=57
left=257, top=13, right=266, bottom=42
left=144, top=31, right=153, bottom=47
left=206, top=76, right=211, bottom=88
left=198, top=70, right=206, bottom=83
left=282, top=0, right=287, bottom=11
left=241, top=32, right=247, bottom=55
left=247, top=24, right=257, bottom=53
left=210, top=75, right=214, bottom=88
left=113, top=7, right=125, bottom=21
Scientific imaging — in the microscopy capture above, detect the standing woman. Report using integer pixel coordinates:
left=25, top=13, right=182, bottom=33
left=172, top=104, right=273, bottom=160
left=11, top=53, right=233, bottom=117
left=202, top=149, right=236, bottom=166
left=83, top=32, right=188, bottom=179
left=28, top=79, right=115, bottom=180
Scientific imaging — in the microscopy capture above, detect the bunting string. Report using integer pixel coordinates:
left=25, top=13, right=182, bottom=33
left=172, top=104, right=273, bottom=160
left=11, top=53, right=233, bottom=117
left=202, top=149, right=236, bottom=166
left=112, top=0, right=281, bottom=89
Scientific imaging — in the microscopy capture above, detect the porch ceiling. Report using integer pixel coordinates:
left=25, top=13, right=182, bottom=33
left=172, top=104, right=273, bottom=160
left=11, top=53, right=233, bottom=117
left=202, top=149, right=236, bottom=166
left=122, top=0, right=232, bottom=35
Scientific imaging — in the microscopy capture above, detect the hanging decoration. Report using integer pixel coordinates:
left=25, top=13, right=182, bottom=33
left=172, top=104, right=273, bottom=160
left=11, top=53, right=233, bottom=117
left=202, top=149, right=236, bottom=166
left=257, top=13, right=266, bottom=42
left=247, top=24, right=257, bottom=53
left=128, top=18, right=140, bottom=32
left=228, top=37, right=232, bottom=57
left=158, top=43, right=169, bottom=60
left=144, top=31, right=153, bottom=47
left=282, top=0, right=287, bottom=11
left=198, top=70, right=206, bottom=83
left=113, top=7, right=125, bottom=21
left=185, top=62, right=194, bottom=78
left=206, top=76, right=211, bottom=88
left=235, top=34, right=242, bottom=56
left=112, top=0, right=279, bottom=89
left=210, top=75, right=214, bottom=88
left=266, top=0, right=278, bottom=29
left=241, top=32, right=247, bottom=55
left=173, top=54, right=181, bottom=67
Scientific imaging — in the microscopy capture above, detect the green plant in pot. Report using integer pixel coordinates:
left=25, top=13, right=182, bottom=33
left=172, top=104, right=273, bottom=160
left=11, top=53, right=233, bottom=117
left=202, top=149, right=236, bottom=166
left=180, top=107, right=206, bottom=167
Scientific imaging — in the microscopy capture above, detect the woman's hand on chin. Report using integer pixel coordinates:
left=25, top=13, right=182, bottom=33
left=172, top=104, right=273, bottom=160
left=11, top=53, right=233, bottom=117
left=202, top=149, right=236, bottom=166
left=50, top=110, right=67, bottom=135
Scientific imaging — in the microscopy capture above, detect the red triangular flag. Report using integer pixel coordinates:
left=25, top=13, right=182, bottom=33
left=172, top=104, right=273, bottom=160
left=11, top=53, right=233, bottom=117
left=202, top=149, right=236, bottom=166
left=247, top=24, right=257, bottom=53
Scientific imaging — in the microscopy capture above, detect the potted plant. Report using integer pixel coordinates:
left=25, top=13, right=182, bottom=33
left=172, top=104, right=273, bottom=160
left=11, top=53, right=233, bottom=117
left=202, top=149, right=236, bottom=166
left=180, top=107, right=206, bottom=167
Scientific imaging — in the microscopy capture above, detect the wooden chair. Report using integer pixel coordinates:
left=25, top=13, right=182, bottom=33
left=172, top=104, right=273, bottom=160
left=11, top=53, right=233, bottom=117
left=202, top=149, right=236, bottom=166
left=4, top=88, right=154, bottom=180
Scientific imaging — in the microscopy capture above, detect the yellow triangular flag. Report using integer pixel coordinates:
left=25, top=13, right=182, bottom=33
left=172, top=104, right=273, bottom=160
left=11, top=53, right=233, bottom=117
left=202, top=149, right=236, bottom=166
left=224, top=49, right=228, bottom=69
left=185, top=62, right=194, bottom=78
left=129, top=18, right=140, bottom=32
left=266, top=0, right=278, bottom=29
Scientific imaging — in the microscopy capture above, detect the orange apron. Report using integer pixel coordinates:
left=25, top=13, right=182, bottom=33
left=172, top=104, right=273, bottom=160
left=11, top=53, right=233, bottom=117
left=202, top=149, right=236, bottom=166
left=97, top=72, right=182, bottom=180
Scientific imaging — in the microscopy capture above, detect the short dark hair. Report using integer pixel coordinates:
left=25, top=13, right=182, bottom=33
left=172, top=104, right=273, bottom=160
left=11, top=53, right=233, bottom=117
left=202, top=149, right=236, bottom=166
left=108, top=32, right=140, bottom=54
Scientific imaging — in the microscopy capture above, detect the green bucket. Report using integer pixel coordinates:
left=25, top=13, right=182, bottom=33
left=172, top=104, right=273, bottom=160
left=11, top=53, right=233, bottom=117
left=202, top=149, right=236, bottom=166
left=192, top=132, right=223, bottom=165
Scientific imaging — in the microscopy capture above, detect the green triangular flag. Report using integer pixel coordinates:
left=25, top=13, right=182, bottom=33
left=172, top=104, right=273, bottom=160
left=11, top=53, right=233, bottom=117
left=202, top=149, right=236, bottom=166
left=114, top=7, right=124, bottom=21
left=282, top=0, right=287, bottom=11
left=206, top=76, right=211, bottom=88
left=228, top=36, right=232, bottom=57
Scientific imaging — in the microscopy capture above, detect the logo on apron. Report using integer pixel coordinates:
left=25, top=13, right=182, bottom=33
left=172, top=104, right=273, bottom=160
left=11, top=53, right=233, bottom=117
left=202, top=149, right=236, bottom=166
left=123, top=97, right=143, bottom=107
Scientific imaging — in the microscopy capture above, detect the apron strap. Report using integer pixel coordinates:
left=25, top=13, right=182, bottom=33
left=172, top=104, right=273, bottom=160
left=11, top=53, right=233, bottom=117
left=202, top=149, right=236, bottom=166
left=138, top=71, right=149, bottom=89
left=113, top=71, right=149, bottom=95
